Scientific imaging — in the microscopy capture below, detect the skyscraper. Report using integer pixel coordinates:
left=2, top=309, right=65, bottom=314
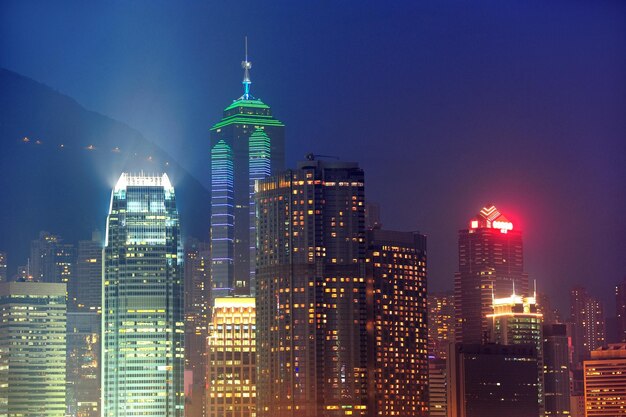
left=256, top=159, right=367, bottom=417
left=543, top=324, right=571, bottom=416
left=72, top=230, right=103, bottom=312
left=583, top=344, right=626, bottom=416
left=428, top=292, right=455, bottom=360
left=67, top=311, right=100, bottom=417
left=570, top=287, right=606, bottom=365
left=103, top=173, right=184, bottom=417
left=0, top=281, right=67, bottom=417
left=487, top=293, right=544, bottom=415
left=454, top=204, right=529, bottom=344
left=30, top=231, right=75, bottom=285
left=447, top=343, right=540, bottom=417
left=183, top=238, right=210, bottom=417
left=0, top=252, right=6, bottom=282
left=366, top=229, right=428, bottom=417
left=207, top=297, right=256, bottom=417
left=209, top=41, right=285, bottom=299
left=615, top=277, right=626, bottom=342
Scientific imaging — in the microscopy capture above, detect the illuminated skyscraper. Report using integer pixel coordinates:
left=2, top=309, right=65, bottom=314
left=72, top=230, right=103, bottom=312
left=0, top=252, right=6, bottom=282
left=0, top=281, right=67, bottom=417
left=447, top=343, right=540, bottom=417
left=583, top=344, right=626, bottom=416
left=543, top=324, right=571, bottom=416
left=256, top=159, right=367, bottom=417
left=487, top=293, right=544, bottom=415
left=570, top=287, right=606, bottom=365
left=103, top=173, right=184, bottom=417
left=454, top=204, right=529, bottom=344
left=615, top=277, right=626, bottom=342
left=366, top=229, right=428, bottom=417
left=207, top=297, right=256, bottom=417
left=209, top=40, right=285, bottom=299
left=30, top=231, right=75, bottom=285
left=428, top=292, right=455, bottom=359
left=184, top=238, right=210, bottom=417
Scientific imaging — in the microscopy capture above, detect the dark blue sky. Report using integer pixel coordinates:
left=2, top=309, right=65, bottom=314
left=2, top=0, right=625, bottom=311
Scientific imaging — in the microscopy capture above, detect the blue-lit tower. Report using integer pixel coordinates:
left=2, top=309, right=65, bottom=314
left=209, top=39, right=285, bottom=300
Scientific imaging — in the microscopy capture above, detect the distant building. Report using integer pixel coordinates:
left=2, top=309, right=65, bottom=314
left=209, top=44, right=285, bottom=299
left=0, top=281, right=67, bottom=417
left=184, top=238, right=210, bottom=417
left=569, top=395, right=585, bottom=417
left=102, top=173, right=184, bottom=417
left=72, top=230, right=102, bottom=312
left=487, top=293, right=544, bottom=414
left=537, top=292, right=562, bottom=325
left=30, top=231, right=75, bottom=285
left=256, top=159, right=368, bottom=417
left=428, top=292, right=455, bottom=359
left=66, top=311, right=100, bottom=417
left=455, top=204, right=529, bottom=344
left=367, top=229, right=428, bottom=416
left=615, top=277, right=626, bottom=342
left=543, top=324, right=571, bottom=416
left=207, top=297, right=256, bottom=417
left=447, top=343, right=540, bottom=417
left=0, top=252, right=6, bottom=282
left=570, top=287, right=606, bottom=365
left=583, top=344, right=626, bottom=416
left=364, top=201, right=381, bottom=230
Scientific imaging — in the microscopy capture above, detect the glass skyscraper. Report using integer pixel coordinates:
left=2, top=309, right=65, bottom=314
left=209, top=45, right=285, bottom=300
left=103, top=173, right=184, bottom=417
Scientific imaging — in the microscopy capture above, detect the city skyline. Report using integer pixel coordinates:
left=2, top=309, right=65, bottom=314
left=1, top=1, right=623, bottom=312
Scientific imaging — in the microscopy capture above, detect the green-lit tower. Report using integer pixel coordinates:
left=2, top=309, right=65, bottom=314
left=209, top=38, right=285, bottom=299
left=102, top=173, right=184, bottom=417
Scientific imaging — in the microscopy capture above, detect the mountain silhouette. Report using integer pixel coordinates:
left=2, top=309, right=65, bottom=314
left=0, top=68, right=210, bottom=274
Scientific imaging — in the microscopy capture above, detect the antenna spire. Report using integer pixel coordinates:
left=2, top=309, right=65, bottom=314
left=241, top=36, right=252, bottom=99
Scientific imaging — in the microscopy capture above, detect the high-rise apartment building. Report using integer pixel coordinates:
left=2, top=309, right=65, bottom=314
left=0, top=252, right=6, bottom=282
left=615, top=277, right=626, bottom=343
left=583, top=344, right=626, bottom=416
left=207, top=297, right=256, bottom=417
left=570, top=287, right=606, bottom=365
left=454, top=204, right=529, bottom=344
left=543, top=324, right=571, bottom=416
left=67, top=311, right=100, bottom=417
left=447, top=343, right=540, bottom=417
left=487, top=293, right=544, bottom=415
left=366, top=229, right=428, bottom=417
left=428, top=292, right=455, bottom=359
left=184, top=238, right=210, bottom=417
left=102, top=173, right=184, bottom=417
left=72, top=230, right=103, bottom=312
left=256, top=159, right=367, bottom=417
left=0, top=281, right=67, bottom=417
left=209, top=44, right=285, bottom=299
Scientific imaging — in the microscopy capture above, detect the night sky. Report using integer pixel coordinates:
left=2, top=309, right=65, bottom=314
left=1, top=1, right=625, bottom=311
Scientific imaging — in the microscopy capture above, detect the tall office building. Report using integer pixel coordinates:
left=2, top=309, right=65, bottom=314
left=209, top=42, right=285, bottom=299
left=207, top=297, right=256, bottom=417
left=30, top=231, right=58, bottom=281
left=0, top=281, right=67, bottom=417
left=487, top=293, right=544, bottom=415
left=428, top=359, right=447, bottom=417
left=184, top=238, right=210, bottom=417
left=447, top=343, right=540, bottom=417
left=366, top=229, right=428, bottom=417
left=454, top=204, right=529, bottom=344
left=583, top=344, right=626, bottom=416
left=256, top=159, right=367, bottom=417
left=428, top=292, right=455, bottom=359
left=543, top=324, right=571, bottom=416
left=570, top=287, right=606, bottom=366
left=67, top=311, right=100, bottom=417
left=0, top=252, right=6, bottom=282
left=72, top=230, right=103, bottom=312
left=103, top=173, right=184, bottom=417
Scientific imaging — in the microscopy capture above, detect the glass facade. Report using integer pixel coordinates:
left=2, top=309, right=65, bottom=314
left=103, top=173, right=184, bottom=417
left=0, top=281, right=67, bottom=417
